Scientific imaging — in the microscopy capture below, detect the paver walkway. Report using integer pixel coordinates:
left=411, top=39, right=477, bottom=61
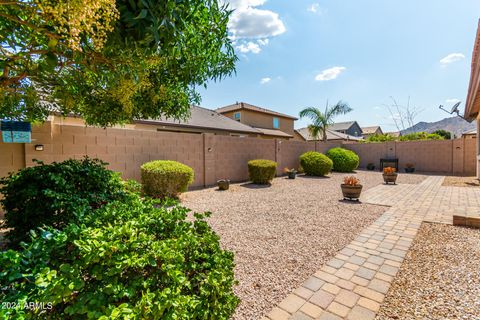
left=265, top=176, right=480, bottom=320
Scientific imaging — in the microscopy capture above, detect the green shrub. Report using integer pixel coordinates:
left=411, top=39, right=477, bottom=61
left=299, top=151, right=333, bottom=176
left=366, top=133, right=396, bottom=142
left=247, top=159, right=277, bottom=184
left=141, top=160, right=194, bottom=199
left=432, top=129, right=452, bottom=139
left=0, top=158, right=126, bottom=247
left=326, top=147, right=360, bottom=172
left=123, top=179, right=142, bottom=194
left=399, top=132, right=444, bottom=141
left=0, top=196, right=239, bottom=319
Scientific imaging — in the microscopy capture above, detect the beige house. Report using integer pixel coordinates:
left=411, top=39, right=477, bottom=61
left=464, top=20, right=480, bottom=177
left=216, top=102, right=297, bottom=139
left=361, top=126, right=383, bottom=138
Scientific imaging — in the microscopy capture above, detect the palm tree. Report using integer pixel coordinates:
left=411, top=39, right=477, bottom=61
left=299, top=101, right=352, bottom=142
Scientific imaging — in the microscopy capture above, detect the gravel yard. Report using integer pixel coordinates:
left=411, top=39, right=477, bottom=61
left=181, top=170, right=427, bottom=320
left=442, top=176, right=480, bottom=187
left=376, top=223, right=480, bottom=320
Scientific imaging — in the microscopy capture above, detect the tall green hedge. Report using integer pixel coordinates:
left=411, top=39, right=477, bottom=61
left=326, top=147, right=360, bottom=172
left=247, top=159, right=277, bottom=184
left=299, top=152, right=333, bottom=176
left=141, top=160, right=194, bottom=199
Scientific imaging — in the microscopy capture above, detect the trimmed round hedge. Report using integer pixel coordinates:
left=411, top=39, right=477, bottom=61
left=141, top=160, right=194, bottom=198
left=247, top=159, right=277, bottom=184
left=326, top=147, right=360, bottom=172
left=299, top=151, right=333, bottom=176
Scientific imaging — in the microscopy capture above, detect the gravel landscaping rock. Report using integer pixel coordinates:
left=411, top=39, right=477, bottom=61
left=442, top=176, right=480, bottom=187
left=181, top=170, right=426, bottom=319
left=376, top=223, right=480, bottom=320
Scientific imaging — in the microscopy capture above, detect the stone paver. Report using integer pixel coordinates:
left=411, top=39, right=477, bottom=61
left=266, top=176, right=480, bottom=319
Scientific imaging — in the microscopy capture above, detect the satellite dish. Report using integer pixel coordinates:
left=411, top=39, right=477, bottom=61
left=450, top=101, right=461, bottom=114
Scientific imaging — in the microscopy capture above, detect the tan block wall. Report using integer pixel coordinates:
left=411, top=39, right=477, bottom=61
left=1, top=121, right=478, bottom=194
left=24, top=122, right=205, bottom=187
left=212, top=135, right=276, bottom=182
left=222, top=109, right=295, bottom=136
left=343, top=142, right=388, bottom=168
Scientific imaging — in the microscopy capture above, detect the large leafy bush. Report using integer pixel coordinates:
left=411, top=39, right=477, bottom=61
left=326, top=147, right=360, bottom=172
left=247, top=159, right=277, bottom=184
left=299, top=152, right=333, bottom=176
left=0, top=158, right=126, bottom=246
left=141, top=160, right=194, bottom=199
left=0, top=196, right=239, bottom=319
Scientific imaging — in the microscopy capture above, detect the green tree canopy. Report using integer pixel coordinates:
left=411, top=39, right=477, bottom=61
left=432, top=129, right=452, bottom=140
left=0, top=0, right=237, bottom=126
left=299, top=101, right=352, bottom=142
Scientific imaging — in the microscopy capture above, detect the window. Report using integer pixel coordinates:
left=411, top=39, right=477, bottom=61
left=234, top=112, right=241, bottom=121
left=273, top=117, right=279, bottom=129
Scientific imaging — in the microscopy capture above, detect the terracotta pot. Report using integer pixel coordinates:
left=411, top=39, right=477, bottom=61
left=217, top=179, right=230, bottom=190
left=383, top=173, right=398, bottom=184
left=341, top=184, right=363, bottom=200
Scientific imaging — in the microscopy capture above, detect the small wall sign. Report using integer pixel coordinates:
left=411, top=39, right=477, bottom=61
left=1, top=121, right=32, bottom=143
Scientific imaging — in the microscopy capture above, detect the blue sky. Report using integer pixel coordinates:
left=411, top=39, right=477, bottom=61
left=198, top=0, right=480, bottom=132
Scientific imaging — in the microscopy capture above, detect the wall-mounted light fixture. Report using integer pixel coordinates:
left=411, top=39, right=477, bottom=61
left=34, top=144, right=44, bottom=151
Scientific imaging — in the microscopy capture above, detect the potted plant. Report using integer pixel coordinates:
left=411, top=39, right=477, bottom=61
left=217, top=179, right=230, bottom=190
left=382, top=167, right=398, bottom=184
left=366, top=163, right=375, bottom=171
left=284, top=167, right=297, bottom=179
left=404, top=163, right=415, bottom=173
left=341, top=176, right=363, bottom=201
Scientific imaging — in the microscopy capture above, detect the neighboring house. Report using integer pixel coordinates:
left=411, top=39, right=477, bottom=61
left=361, top=126, right=383, bottom=138
left=216, top=102, right=297, bottom=139
left=329, top=121, right=363, bottom=137
left=294, top=127, right=363, bottom=142
left=56, top=106, right=262, bottom=137
left=464, top=19, right=480, bottom=177
left=135, top=105, right=261, bottom=137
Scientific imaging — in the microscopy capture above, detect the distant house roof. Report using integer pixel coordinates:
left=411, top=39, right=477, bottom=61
left=254, top=127, right=293, bottom=138
left=216, top=102, right=298, bottom=120
left=463, top=129, right=477, bottom=135
left=361, top=126, right=383, bottom=135
left=295, top=127, right=363, bottom=141
left=329, top=121, right=361, bottom=132
left=465, top=19, right=480, bottom=120
left=137, top=105, right=261, bottom=134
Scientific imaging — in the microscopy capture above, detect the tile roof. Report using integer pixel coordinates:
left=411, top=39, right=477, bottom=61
left=137, top=105, right=261, bottom=134
left=361, top=126, right=382, bottom=134
left=328, top=121, right=359, bottom=131
left=253, top=127, right=293, bottom=138
left=295, top=127, right=363, bottom=141
left=216, top=102, right=298, bottom=120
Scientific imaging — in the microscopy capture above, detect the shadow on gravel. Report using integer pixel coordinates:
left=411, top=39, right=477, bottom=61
left=338, top=199, right=363, bottom=205
left=297, top=175, right=331, bottom=180
left=239, top=183, right=272, bottom=189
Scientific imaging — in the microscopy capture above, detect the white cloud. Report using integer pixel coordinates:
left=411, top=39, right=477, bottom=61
left=236, top=41, right=261, bottom=53
left=260, top=77, right=271, bottom=84
left=314, top=66, right=346, bottom=81
left=308, top=3, right=320, bottom=13
left=225, top=0, right=286, bottom=40
left=446, top=98, right=461, bottom=104
left=235, top=38, right=270, bottom=54
left=440, top=53, right=465, bottom=65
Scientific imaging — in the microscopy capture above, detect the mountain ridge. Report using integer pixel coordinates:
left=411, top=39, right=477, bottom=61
left=400, top=116, right=475, bottom=138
